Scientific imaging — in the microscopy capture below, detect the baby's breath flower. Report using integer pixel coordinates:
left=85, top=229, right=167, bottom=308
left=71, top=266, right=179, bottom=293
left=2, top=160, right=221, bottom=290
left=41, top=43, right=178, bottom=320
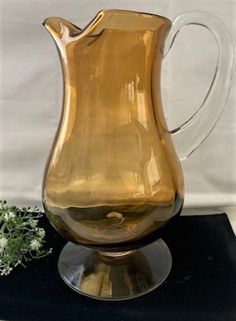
left=3, top=213, right=10, bottom=222
left=3, top=211, right=15, bottom=222
left=29, top=219, right=38, bottom=228
left=30, top=239, right=42, bottom=251
left=0, top=200, right=52, bottom=276
left=0, top=237, right=8, bottom=249
left=8, top=212, right=16, bottom=220
left=37, top=228, right=45, bottom=239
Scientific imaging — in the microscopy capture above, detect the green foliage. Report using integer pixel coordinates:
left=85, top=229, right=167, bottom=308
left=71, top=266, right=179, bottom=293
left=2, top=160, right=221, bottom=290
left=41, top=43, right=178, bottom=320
left=0, top=200, right=52, bottom=276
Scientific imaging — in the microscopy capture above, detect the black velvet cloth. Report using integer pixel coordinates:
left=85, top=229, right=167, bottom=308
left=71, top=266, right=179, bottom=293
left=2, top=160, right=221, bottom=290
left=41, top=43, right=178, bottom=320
left=0, top=214, right=235, bottom=321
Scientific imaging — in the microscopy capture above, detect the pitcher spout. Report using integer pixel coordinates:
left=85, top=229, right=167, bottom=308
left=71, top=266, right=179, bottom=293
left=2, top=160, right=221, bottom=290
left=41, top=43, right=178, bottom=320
left=43, top=17, right=82, bottom=45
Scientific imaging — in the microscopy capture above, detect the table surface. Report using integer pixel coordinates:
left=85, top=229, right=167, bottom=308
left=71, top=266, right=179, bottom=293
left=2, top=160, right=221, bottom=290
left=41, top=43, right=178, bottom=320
left=182, top=207, right=236, bottom=234
left=0, top=214, right=235, bottom=321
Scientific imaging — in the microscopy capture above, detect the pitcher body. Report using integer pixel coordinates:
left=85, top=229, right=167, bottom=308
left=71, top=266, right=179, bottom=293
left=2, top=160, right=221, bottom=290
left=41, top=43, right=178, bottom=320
left=43, top=11, right=188, bottom=250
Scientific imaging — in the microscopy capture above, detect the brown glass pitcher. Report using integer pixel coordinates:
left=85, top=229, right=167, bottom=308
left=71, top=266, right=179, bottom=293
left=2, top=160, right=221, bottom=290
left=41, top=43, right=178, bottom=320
left=42, top=10, right=233, bottom=300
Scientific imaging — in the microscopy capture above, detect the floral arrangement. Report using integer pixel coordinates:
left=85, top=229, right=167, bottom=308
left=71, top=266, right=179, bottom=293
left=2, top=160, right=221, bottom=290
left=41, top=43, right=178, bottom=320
left=0, top=200, right=52, bottom=276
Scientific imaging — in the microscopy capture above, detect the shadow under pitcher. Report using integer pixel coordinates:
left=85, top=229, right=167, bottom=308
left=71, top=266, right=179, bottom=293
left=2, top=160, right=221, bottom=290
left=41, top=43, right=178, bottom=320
left=42, top=9, right=233, bottom=300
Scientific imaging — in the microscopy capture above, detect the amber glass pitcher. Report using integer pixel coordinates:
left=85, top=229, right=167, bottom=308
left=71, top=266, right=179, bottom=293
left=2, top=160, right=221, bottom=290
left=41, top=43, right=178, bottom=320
left=42, top=10, right=233, bottom=300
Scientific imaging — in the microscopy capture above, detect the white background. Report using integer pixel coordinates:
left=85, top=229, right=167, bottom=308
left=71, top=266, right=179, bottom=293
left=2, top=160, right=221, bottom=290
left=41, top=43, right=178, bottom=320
left=0, top=0, right=235, bottom=210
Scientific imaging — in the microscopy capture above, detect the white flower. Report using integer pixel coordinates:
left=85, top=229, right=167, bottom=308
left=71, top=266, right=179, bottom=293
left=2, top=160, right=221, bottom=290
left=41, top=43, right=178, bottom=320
left=3, top=212, right=15, bottom=221
left=8, top=212, right=15, bottom=219
left=0, top=237, right=8, bottom=249
left=3, top=213, right=10, bottom=222
left=37, top=228, right=45, bottom=239
left=3, top=211, right=15, bottom=222
left=30, top=219, right=38, bottom=228
left=1, top=266, right=12, bottom=276
left=30, top=239, right=42, bottom=251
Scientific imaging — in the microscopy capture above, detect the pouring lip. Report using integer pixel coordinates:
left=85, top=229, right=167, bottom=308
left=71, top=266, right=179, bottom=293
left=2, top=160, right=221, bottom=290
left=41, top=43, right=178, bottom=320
left=42, top=9, right=171, bottom=45
left=97, top=8, right=172, bottom=25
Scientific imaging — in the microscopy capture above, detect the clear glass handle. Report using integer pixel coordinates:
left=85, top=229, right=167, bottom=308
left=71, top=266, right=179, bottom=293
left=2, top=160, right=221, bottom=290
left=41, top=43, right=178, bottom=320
left=164, top=11, right=233, bottom=161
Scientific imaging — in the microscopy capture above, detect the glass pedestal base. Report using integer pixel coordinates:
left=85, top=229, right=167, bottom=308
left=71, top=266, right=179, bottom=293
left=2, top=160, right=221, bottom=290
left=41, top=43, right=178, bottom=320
left=58, top=239, right=172, bottom=301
